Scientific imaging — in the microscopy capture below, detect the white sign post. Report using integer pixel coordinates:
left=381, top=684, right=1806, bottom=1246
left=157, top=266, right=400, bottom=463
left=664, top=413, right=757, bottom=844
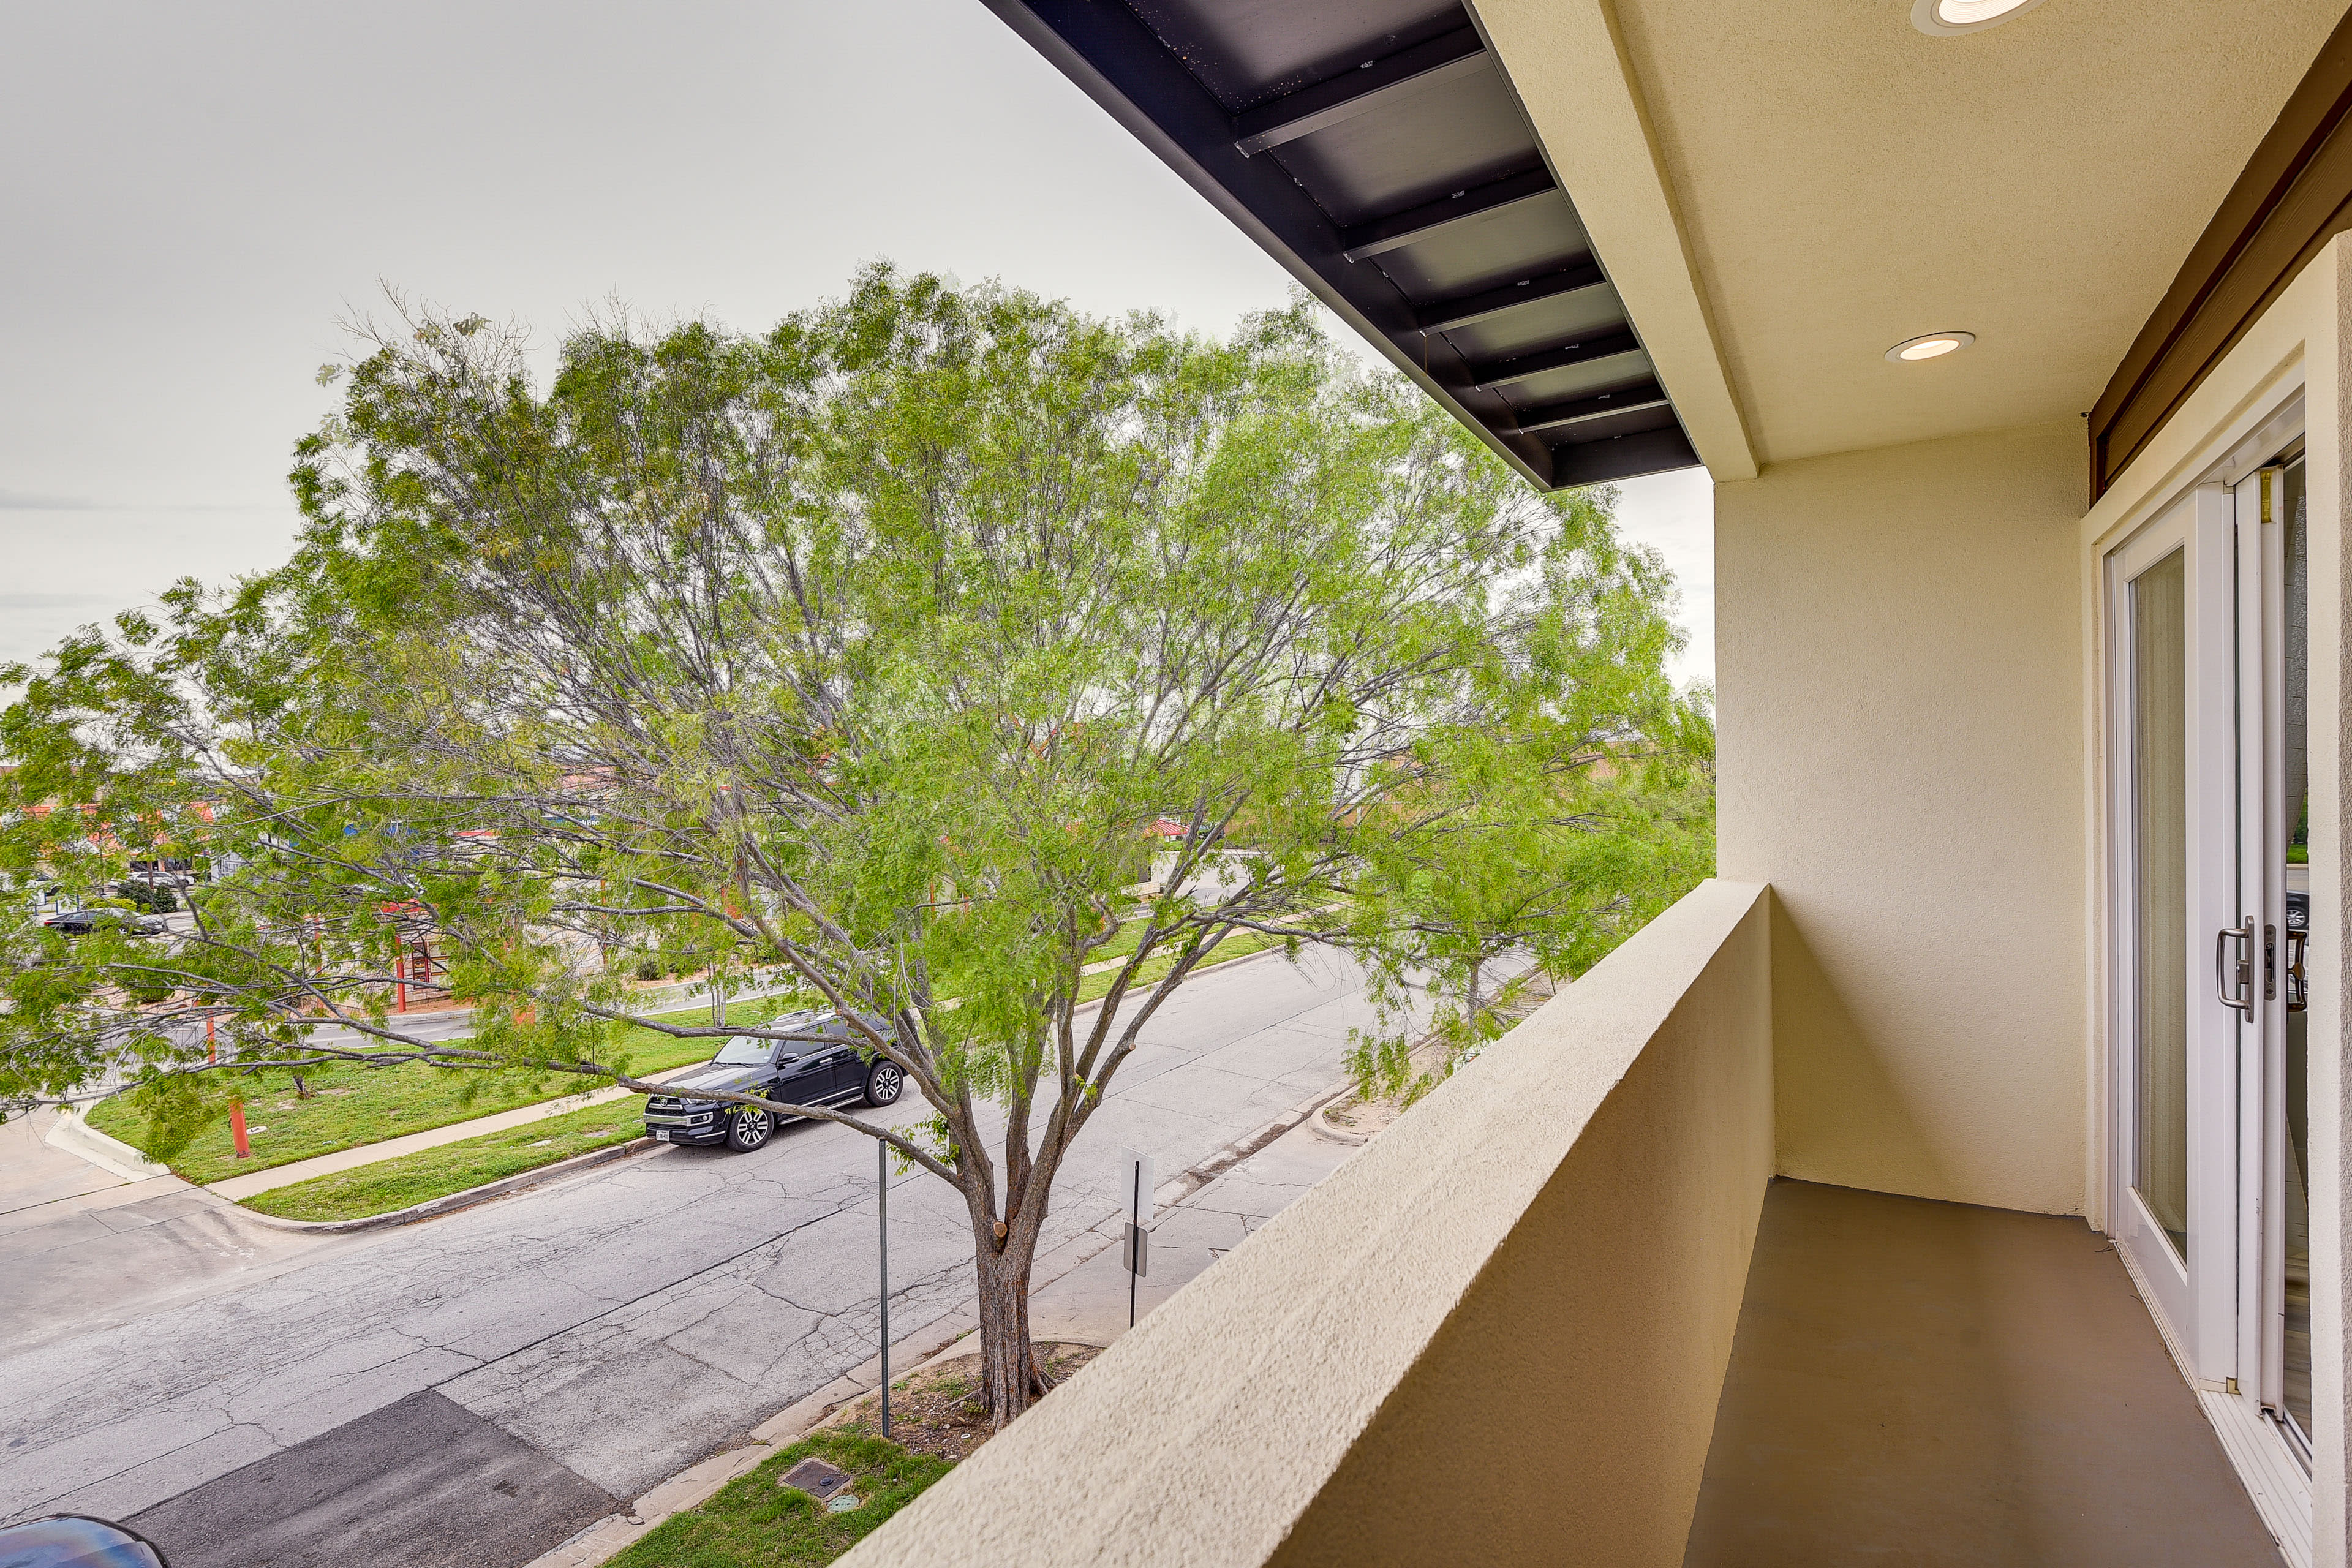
left=1118, top=1147, right=1155, bottom=1329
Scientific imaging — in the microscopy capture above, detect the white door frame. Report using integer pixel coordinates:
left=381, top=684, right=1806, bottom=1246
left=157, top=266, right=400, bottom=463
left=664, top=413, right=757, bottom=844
left=2084, top=274, right=2321, bottom=1557
left=2230, top=455, right=2315, bottom=1458
left=2105, top=484, right=2240, bottom=1381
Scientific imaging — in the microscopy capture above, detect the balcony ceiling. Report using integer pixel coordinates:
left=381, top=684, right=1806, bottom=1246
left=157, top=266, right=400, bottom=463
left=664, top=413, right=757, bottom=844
left=1525, top=0, right=2348, bottom=469
left=979, top=0, right=1702, bottom=492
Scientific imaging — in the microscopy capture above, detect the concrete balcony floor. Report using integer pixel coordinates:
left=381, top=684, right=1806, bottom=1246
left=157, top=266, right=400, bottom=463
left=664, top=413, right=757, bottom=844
left=1684, top=1180, right=2282, bottom=1567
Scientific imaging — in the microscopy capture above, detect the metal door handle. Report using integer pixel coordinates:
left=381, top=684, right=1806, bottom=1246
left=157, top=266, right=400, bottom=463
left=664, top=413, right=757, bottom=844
left=2217, top=923, right=2255, bottom=1017
left=2286, top=929, right=2309, bottom=1013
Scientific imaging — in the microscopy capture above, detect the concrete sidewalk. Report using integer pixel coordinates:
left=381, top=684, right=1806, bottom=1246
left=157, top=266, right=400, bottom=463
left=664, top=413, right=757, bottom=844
left=1029, top=1102, right=1360, bottom=1344
left=204, top=1063, right=705, bottom=1201
left=527, top=1099, right=1365, bottom=1568
left=2, top=1110, right=177, bottom=1228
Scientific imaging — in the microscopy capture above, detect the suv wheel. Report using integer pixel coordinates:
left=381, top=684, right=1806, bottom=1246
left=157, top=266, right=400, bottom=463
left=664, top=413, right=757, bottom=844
left=864, top=1061, right=904, bottom=1107
left=726, top=1107, right=772, bottom=1152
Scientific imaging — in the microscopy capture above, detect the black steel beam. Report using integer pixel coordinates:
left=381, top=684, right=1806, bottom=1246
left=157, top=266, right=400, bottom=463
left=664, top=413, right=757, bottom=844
left=1551, top=424, right=1702, bottom=485
left=973, top=1, right=1706, bottom=489
left=1231, top=27, right=1489, bottom=157
left=1340, top=168, right=1558, bottom=263
left=1414, top=264, right=1607, bottom=336
left=1471, top=331, right=1645, bottom=391
left=975, top=0, right=1550, bottom=491
left=1504, top=380, right=1670, bottom=436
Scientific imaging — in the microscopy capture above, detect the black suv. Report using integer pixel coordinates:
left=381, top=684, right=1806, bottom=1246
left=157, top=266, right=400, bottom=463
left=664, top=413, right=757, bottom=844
left=643, top=1010, right=904, bottom=1152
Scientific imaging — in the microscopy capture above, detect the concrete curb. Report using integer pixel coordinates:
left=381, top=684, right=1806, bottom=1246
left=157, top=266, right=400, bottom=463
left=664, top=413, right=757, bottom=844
left=1152, top=1071, right=1355, bottom=1212
left=43, top=1108, right=174, bottom=1183
left=524, top=1069, right=1357, bottom=1568
left=235, top=1137, right=665, bottom=1233
left=1310, top=1102, right=1372, bottom=1145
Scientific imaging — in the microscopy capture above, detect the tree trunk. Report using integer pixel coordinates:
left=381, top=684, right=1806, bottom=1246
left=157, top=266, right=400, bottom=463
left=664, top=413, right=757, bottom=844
left=972, top=1222, right=1048, bottom=1428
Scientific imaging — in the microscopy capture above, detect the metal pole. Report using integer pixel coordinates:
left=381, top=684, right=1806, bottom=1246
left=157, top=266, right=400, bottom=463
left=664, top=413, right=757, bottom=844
left=878, top=1137, right=891, bottom=1441
left=1129, top=1163, right=1140, bottom=1329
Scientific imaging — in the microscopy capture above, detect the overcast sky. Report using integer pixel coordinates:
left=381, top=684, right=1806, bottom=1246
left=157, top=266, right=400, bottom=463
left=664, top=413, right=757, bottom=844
left=0, top=0, right=1712, bottom=685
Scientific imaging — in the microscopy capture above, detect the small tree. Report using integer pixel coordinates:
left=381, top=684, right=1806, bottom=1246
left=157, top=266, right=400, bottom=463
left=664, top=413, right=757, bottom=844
left=1345, top=726, right=1714, bottom=1102
left=0, top=268, right=1709, bottom=1424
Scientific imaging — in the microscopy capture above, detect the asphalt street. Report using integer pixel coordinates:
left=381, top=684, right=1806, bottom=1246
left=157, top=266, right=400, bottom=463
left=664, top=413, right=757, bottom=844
left=0, top=945, right=1399, bottom=1567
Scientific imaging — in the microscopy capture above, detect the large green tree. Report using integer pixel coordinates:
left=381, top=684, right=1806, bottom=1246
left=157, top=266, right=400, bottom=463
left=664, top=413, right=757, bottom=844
left=0, top=267, right=1711, bottom=1422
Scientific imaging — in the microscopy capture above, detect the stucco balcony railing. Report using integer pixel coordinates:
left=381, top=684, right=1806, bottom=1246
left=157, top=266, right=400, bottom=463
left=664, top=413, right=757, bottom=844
left=835, top=877, right=2287, bottom=1564
left=840, top=878, right=1776, bottom=1567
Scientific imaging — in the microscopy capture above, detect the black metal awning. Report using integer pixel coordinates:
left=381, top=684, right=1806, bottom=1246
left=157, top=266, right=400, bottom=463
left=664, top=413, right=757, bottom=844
left=981, top=0, right=1701, bottom=491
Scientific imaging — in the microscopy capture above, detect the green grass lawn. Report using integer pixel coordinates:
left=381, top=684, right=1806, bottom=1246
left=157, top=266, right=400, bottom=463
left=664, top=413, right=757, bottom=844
left=1085, top=903, right=1335, bottom=972
left=606, top=1430, right=952, bottom=1568
left=1075, top=925, right=1284, bottom=1003
left=221, top=933, right=1297, bottom=1222
left=93, top=934, right=1297, bottom=1202
left=239, top=1099, right=652, bottom=1222
left=89, top=995, right=787, bottom=1185
left=1086, top=913, right=1153, bottom=966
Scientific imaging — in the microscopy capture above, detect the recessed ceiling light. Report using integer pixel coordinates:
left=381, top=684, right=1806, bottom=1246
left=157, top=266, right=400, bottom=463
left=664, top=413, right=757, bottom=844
left=1887, top=331, right=1976, bottom=363
left=1912, top=0, right=2048, bottom=36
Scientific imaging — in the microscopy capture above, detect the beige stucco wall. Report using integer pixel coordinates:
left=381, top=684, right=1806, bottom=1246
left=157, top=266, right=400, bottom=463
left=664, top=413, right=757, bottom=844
left=839, top=880, right=1773, bottom=1568
left=1717, top=423, right=2086, bottom=1215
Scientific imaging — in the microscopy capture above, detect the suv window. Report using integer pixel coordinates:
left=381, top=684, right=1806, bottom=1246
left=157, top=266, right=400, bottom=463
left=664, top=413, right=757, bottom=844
left=709, top=1011, right=842, bottom=1065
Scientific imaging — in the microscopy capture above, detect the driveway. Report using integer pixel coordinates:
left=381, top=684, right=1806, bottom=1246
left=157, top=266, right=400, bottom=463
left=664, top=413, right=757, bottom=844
left=1, top=1112, right=341, bottom=1351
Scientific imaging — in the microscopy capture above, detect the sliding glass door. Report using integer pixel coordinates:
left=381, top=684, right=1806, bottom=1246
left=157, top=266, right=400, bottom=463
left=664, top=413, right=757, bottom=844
left=2110, top=488, right=2236, bottom=1363
left=2109, top=441, right=2313, bottom=1462
left=2237, top=453, right=2312, bottom=1455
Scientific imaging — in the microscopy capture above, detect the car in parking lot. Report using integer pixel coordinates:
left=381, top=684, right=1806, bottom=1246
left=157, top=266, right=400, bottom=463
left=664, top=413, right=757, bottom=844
left=43, top=908, right=171, bottom=938
left=101, top=878, right=182, bottom=913
left=643, top=1009, right=904, bottom=1152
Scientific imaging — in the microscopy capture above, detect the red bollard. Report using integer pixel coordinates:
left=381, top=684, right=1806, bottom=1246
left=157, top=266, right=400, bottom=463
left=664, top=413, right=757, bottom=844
left=210, top=1016, right=249, bottom=1157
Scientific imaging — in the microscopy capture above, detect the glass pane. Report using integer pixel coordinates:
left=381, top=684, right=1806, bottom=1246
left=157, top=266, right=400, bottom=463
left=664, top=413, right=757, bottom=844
left=2282, top=458, right=2311, bottom=1436
left=2133, top=548, right=2189, bottom=1259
